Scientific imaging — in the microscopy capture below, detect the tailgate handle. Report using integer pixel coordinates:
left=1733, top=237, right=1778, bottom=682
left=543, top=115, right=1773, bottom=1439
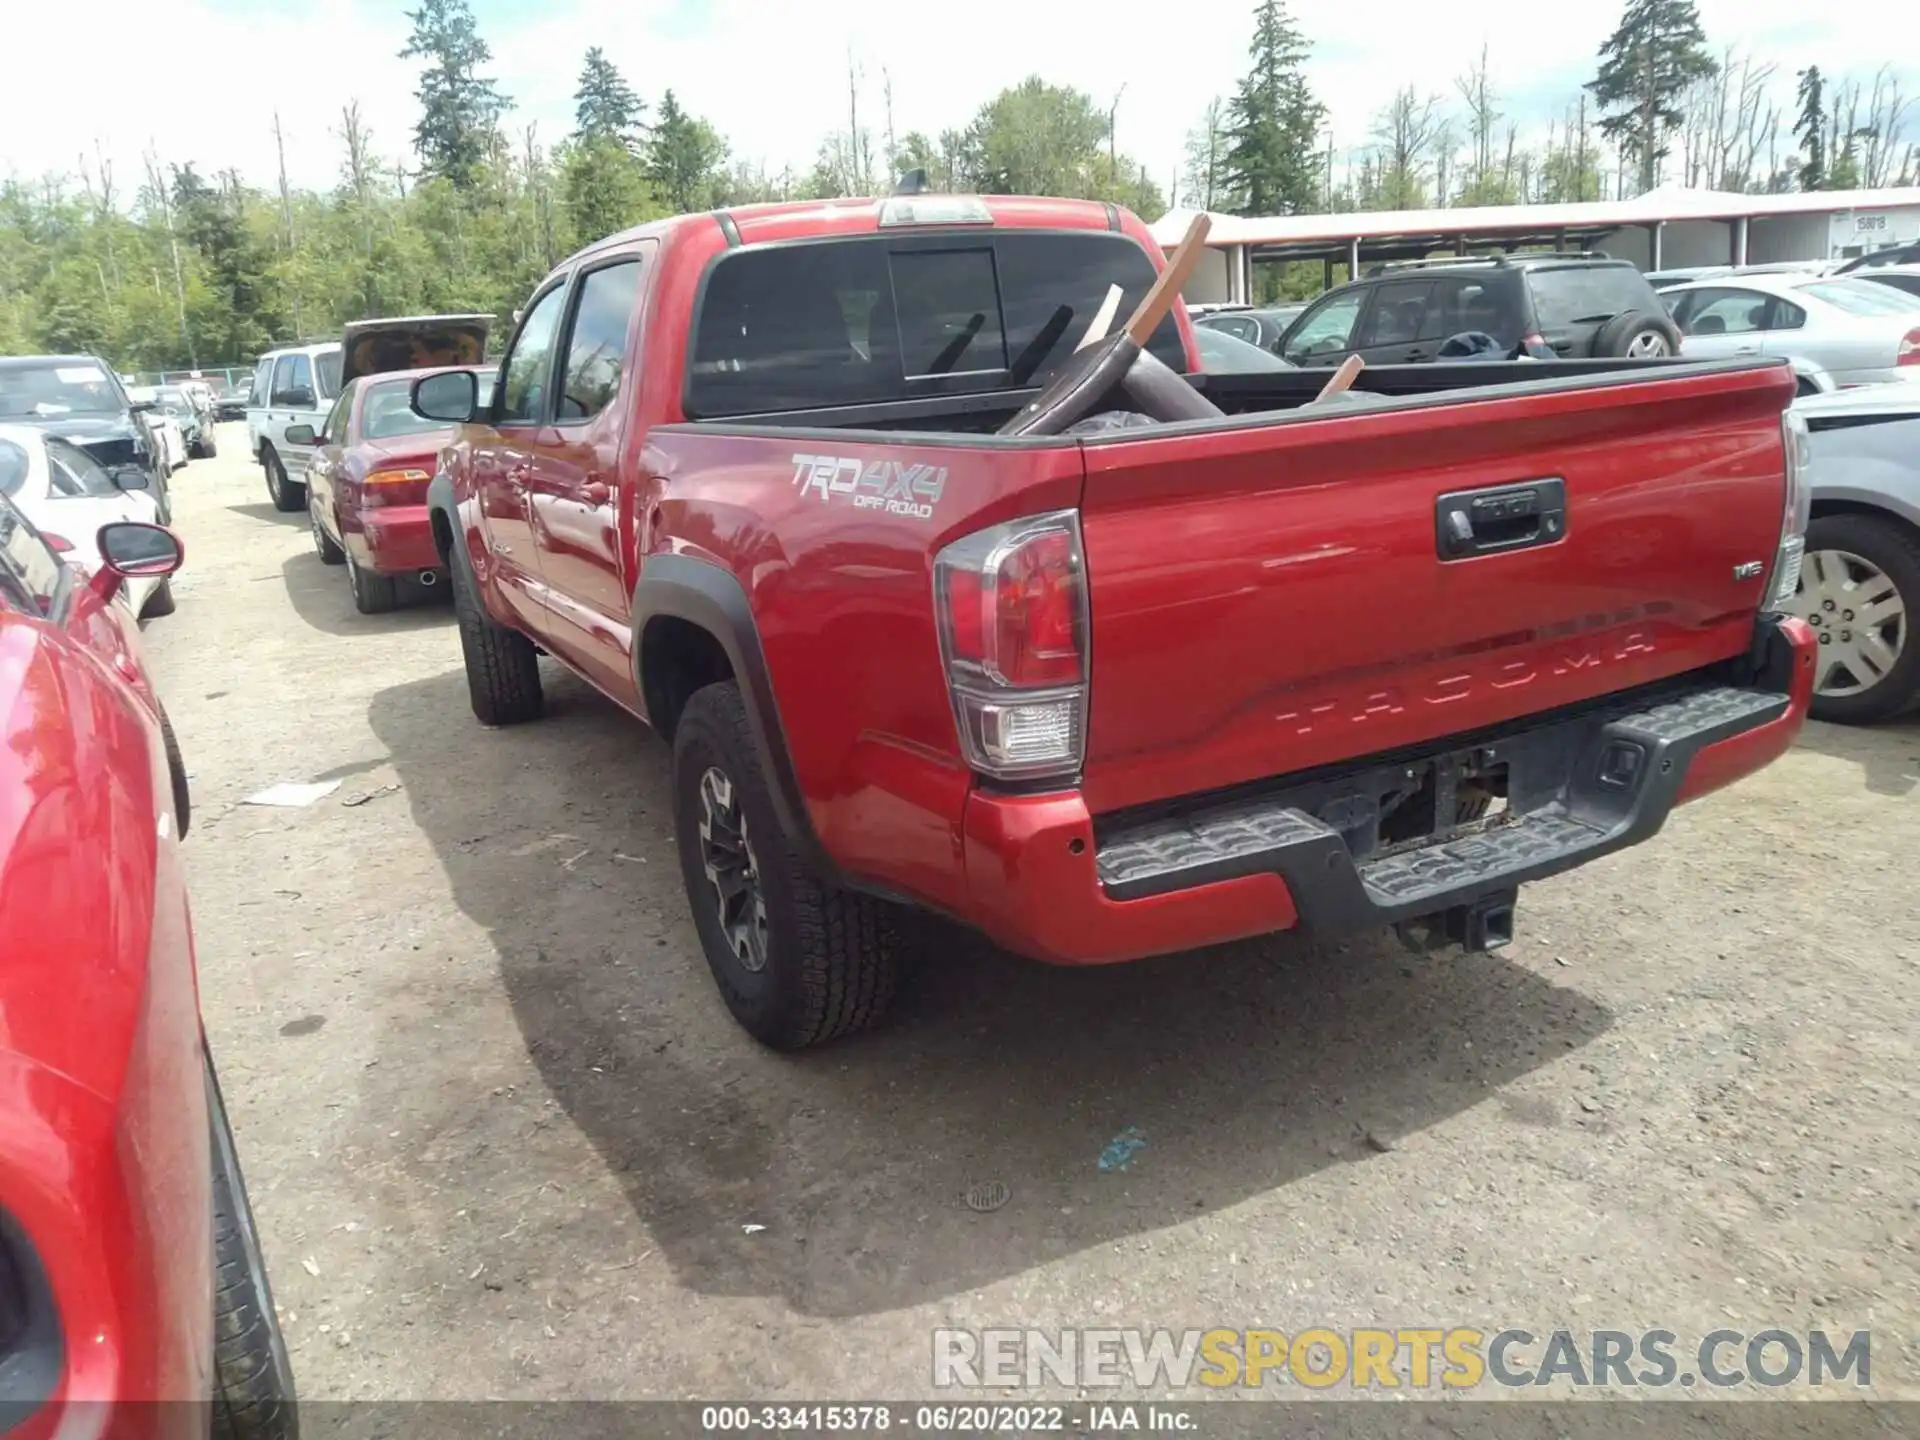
left=1436, top=479, right=1566, bottom=560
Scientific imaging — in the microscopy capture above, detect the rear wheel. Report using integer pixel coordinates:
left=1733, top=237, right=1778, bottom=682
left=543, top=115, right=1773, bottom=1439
left=263, top=449, right=304, bottom=513
left=346, top=551, right=398, bottom=614
left=208, top=1052, right=298, bottom=1440
left=672, top=681, right=898, bottom=1048
left=1789, top=513, right=1920, bottom=724
left=141, top=577, right=177, bottom=619
left=449, top=544, right=543, bottom=724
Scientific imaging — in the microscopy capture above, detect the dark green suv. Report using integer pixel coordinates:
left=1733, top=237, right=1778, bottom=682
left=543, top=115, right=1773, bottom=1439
left=1275, top=253, right=1682, bottom=368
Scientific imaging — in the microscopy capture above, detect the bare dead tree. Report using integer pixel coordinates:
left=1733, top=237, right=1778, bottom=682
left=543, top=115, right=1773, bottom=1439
left=141, top=145, right=196, bottom=368
left=1371, top=86, right=1443, bottom=208
left=882, top=67, right=898, bottom=180
left=338, top=101, right=378, bottom=304
left=524, top=124, right=557, bottom=272
left=272, top=110, right=302, bottom=338
left=1858, top=66, right=1915, bottom=187
left=1454, top=43, right=1502, bottom=201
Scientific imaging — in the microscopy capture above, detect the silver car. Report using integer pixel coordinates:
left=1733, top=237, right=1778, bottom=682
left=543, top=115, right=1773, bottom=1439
left=1784, top=385, right=1920, bottom=723
left=1666, top=272, right=1920, bottom=388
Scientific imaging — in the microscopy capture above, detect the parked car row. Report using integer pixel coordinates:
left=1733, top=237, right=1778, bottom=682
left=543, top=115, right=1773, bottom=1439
left=244, top=315, right=494, bottom=614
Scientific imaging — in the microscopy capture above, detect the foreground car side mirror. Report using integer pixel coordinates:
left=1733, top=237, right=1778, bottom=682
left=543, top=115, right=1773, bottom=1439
left=412, top=370, right=478, bottom=423
left=97, top=521, right=184, bottom=581
left=284, top=424, right=317, bottom=446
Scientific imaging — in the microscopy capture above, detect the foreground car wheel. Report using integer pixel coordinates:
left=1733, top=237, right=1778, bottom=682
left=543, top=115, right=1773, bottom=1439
left=449, top=544, right=542, bottom=724
left=142, top=577, right=177, bottom=619
left=263, top=450, right=304, bottom=513
left=208, top=1054, right=298, bottom=1440
left=310, top=503, right=345, bottom=566
left=672, top=681, right=898, bottom=1049
left=345, top=552, right=397, bottom=614
left=1791, top=513, right=1920, bottom=724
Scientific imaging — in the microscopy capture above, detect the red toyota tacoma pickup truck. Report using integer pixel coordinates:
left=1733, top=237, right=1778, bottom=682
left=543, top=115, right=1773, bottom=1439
left=408, top=193, right=1816, bottom=1049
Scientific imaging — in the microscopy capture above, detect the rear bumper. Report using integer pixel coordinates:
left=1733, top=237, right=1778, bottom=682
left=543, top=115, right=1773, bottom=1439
left=959, top=616, right=1814, bottom=965
left=350, top=504, right=442, bottom=576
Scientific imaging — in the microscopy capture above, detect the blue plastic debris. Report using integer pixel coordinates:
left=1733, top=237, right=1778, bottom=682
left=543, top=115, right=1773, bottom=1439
left=1098, top=1126, right=1148, bottom=1172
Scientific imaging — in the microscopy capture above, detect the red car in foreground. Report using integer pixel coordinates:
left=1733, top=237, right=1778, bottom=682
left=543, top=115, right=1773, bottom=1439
left=0, top=496, right=296, bottom=1436
left=291, top=323, right=491, bottom=615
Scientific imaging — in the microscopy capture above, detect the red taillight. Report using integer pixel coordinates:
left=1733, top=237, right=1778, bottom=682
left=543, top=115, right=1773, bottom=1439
left=1898, top=328, right=1920, bottom=366
left=361, top=466, right=432, bottom=508
left=934, top=510, right=1088, bottom=780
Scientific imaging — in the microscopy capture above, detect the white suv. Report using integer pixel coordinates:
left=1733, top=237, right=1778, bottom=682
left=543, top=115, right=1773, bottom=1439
left=246, top=341, right=341, bottom=511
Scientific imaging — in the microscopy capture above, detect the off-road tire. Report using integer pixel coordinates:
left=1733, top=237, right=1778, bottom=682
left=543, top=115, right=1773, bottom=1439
left=1801, top=512, right=1920, bottom=725
left=208, top=1053, right=298, bottom=1440
left=311, top=503, right=345, bottom=565
left=160, top=704, right=190, bottom=835
left=346, top=552, right=396, bottom=614
left=263, top=449, right=304, bottom=513
left=672, top=681, right=898, bottom=1049
left=449, top=544, right=542, bottom=724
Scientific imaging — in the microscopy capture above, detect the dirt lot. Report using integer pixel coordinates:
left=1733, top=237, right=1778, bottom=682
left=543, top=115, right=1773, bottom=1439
left=148, top=425, right=1918, bottom=1403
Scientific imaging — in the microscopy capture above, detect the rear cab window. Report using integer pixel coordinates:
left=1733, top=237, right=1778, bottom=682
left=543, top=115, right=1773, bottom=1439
left=1526, top=265, right=1659, bottom=327
left=685, top=230, right=1185, bottom=418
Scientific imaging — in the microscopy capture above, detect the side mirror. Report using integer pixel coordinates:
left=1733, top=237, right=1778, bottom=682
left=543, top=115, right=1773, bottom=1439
left=412, top=369, right=479, bottom=423
left=90, top=522, right=183, bottom=603
left=112, top=466, right=151, bottom=491
left=284, top=424, right=317, bottom=446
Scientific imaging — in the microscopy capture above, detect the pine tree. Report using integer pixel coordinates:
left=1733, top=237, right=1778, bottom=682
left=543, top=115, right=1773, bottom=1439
left=1222, top=0, right=1326, bottom=216
left=399, top=0, right=510, bottom=189
left=1794, top=66, right=1826, bottom=191
left=1585, top=0, right=1717, bottom=194
left=574, top=47, right=645, bottom=151
left=643, top=91, right=729, bottom=213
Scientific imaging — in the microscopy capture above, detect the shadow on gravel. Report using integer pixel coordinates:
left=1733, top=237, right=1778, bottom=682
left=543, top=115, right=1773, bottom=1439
left=280, top=552, right=453, bottom=638
left=368, top=664, right=1613, bottom=1319
left=227, top=501, right=304, bottom=526
left=1793, top=716, right=1920, bottom=798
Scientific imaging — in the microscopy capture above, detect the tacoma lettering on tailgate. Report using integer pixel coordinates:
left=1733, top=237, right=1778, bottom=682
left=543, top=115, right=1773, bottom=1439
left=1276, top=629, right=1661, bottom=737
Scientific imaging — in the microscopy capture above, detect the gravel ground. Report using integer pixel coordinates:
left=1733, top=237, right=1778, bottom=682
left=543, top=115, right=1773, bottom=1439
left=148, top=425, right=1919, bottom=1406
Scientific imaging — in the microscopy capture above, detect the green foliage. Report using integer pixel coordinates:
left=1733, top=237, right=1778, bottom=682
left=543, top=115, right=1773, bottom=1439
left=1586, top=0, right=1718, bottom=194
left=944, top=78, right=1165, bottom=216
left=563, top=135, right=661, bottom=249
left=1223, top=0, right=1326, bottom=216
left=400, top=0, right=510, bottom=188
left=644, top=91, right=730, bottom=213
left=575, top=46, right=646, bottom=149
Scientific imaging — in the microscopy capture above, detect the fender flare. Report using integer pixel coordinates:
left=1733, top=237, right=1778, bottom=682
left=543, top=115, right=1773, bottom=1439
left=631, top=553, right=834, bottom=877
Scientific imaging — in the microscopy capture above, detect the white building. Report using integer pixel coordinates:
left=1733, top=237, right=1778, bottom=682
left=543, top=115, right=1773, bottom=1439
left=1150, top=185, right=1920, bottom=304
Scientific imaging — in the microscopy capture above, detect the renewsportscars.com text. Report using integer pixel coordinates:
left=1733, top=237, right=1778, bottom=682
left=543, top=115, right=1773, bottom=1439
left=932, top=1327, right=1871, bottom=1392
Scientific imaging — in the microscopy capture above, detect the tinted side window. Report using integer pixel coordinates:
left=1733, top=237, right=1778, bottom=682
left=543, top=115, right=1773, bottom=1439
left=314, top=349, right=343, bottom=399
left=45, top=438, right=118, bottom=498
left=1283, top=290, right=1367, bottom=360
left=499, top=284, right=569, bottom=424
left=321, top=387, right=353, bottom=443
left=1678, top=289, right=1770, bottom=335
left=1357, top=281, right=1437, bottom=346
left=1527, top=266, right=1658, bottom=328
left=251, top=358, right=273, bottom=406
left=271, top=354, right=312, bottom=405
left=0, top=497, right=70, bottom=619
left=557, top=261, right=642, bottom=423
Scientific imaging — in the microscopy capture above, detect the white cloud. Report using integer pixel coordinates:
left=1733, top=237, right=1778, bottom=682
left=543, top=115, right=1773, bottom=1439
left=1, top=0, right=1911, bottom=203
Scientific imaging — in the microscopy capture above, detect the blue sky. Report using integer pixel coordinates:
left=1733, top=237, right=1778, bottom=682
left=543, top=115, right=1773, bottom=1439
left=2, top=0, right=1911, bottom=204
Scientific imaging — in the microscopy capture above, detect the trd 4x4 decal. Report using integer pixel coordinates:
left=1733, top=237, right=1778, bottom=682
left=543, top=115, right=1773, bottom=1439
left=790, top=453, right=948, bottom=521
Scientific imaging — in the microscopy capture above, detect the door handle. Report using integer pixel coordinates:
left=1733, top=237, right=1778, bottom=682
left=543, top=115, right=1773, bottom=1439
left=1734, top=345, right=1760, bottom=354
left=582, top=480, right=611, bottom=506
left=1436, top=478, right=1568, bottom=560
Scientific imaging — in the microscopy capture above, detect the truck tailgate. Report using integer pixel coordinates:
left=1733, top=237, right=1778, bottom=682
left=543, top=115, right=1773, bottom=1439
left=1076, top=363, right=1792, bottom=815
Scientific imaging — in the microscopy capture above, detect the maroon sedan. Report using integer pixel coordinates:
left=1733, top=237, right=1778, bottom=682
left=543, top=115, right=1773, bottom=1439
left=294, top=365, right=495, bottom=614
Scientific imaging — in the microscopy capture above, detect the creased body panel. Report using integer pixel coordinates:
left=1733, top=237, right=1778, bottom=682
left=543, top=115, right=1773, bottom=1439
left=643, top=426, right=1084, bottom=907
left=1077, top=363, right=1794, bottom=814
